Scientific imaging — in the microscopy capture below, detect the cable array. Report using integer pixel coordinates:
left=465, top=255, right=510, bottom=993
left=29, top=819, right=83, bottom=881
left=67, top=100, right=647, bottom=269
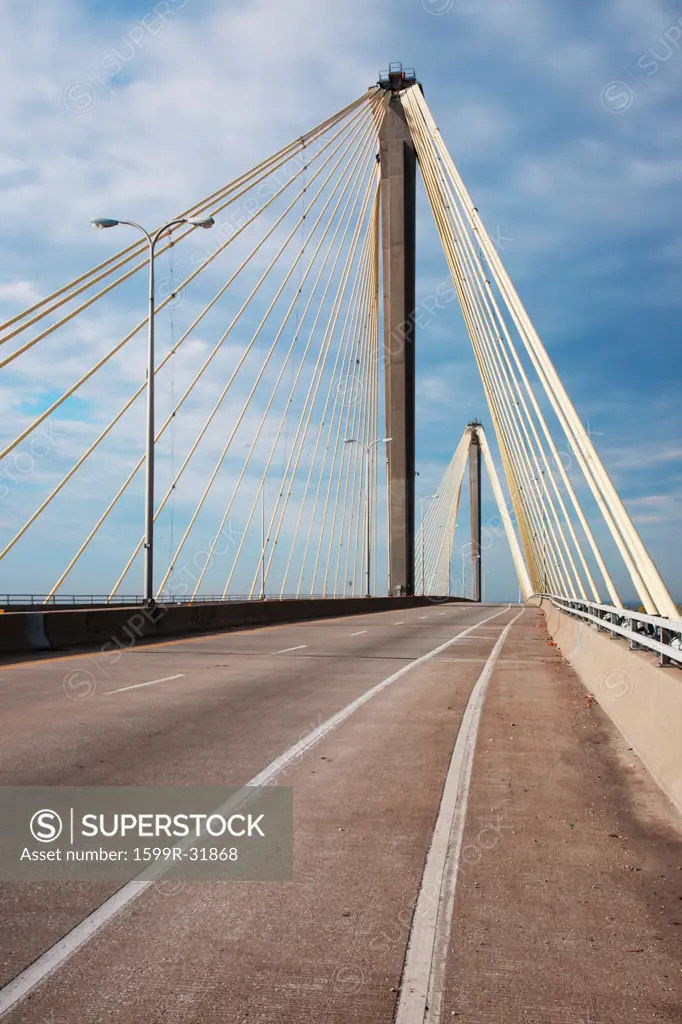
left=1, top=80, right=674, bottom=615
left=0, top=88, right=387, bottom=600
left=416, top=424, right=533, bottom=599
left=401, top=84, right=677, bottom=617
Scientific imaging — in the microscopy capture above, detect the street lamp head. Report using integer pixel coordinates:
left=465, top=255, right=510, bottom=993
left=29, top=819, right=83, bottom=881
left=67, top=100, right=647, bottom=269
left=91, top=218, right=120, bottom=229
left=344, top=438, right=357, bottom=444
left=382, top=437, right=393, bottom=443
left=186, top=215, right=215, bottom=229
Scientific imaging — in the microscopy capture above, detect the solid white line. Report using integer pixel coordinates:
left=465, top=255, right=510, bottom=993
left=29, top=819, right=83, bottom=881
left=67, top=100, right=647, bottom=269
left=108, top=674, right=185, bottom=695
left=277, top=645, right=308, bottom=654
left=0, top=604, right=512, bottom=1019
left=350, top=630, right=367, bottom=636
left=394, top=608, right=523, bottom=1024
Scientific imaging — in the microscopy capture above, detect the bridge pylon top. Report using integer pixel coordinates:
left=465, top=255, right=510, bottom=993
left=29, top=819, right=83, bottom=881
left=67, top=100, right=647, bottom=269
left=377, top=63, right=419, bottom=92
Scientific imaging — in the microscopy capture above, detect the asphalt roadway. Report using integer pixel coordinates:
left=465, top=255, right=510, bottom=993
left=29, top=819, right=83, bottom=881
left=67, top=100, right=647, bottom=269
left=0, top=602, right=680, bottom=1022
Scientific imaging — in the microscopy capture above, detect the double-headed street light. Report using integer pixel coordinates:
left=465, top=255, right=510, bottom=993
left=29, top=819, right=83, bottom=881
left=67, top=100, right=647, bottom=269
left=344, top=437, right=392, bottom=597
left=91, top=214, right=215, bottom=603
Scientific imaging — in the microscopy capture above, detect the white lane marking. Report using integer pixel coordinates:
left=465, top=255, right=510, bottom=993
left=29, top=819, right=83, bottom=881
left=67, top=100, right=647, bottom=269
left=350, top=630, right=367, bottom=636
left=277, top=645, right=308, bottom=654
left=393, top=621, right=405, bottom=625
left=395, top=608, right=523, bottom=1024
left=419, top=616, right=428, bottom=619
left=108, top=674, right=185, bottom=695
left=0, top=604, right=512, bottom=1019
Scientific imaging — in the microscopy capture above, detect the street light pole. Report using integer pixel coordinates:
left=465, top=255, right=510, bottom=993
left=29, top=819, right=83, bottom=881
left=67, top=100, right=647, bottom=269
left=91, top=214, right=214, bottom=603
left=345, top=437, right=392, bottom=598
left=260, top=475, right=266, bottom=601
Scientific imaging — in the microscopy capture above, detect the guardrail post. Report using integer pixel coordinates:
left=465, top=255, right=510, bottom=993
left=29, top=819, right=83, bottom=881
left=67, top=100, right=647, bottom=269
left=659, top=627, right=672, bottom=667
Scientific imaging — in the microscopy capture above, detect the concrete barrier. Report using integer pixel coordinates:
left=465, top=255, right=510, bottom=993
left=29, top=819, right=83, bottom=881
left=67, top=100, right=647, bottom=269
left=0, top=596, right=470, bottom=658
left=541, top=599, right=682, bottom=817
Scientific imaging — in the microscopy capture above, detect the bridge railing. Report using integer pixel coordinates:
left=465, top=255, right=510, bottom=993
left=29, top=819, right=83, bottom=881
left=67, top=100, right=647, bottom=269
left=537, top=594, right=682, bottom=667
left=0, top=593, right=389, bottom=609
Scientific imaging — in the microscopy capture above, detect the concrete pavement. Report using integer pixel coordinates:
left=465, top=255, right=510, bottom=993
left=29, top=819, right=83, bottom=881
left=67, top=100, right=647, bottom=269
left=0, top=602, right=679, bottom=1022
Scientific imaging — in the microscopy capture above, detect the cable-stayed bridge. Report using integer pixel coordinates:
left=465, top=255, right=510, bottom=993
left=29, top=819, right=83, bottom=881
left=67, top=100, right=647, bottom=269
left=0, top=66, right=678, bottom=629
left=0, top=62, right=681, bottom=1024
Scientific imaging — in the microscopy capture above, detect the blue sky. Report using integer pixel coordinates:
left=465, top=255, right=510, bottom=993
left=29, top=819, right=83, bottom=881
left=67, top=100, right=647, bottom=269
left=0, top=0, right=680, bottom=602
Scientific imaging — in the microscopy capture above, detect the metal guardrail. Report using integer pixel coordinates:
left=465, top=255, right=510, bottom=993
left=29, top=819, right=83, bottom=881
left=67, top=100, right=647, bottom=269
left=0, top=593, right=371, bottom=609
left=537, top=594, right=682, bottom=667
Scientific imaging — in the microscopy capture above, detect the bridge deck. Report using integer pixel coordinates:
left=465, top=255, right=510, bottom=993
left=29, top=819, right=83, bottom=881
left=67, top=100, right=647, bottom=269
left=0, top=604, right=680, bottom=1022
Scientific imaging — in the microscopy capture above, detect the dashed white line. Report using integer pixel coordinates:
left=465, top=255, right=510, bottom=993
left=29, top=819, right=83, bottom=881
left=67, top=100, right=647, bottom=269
left=393, top=621, right=405, bottom=625
left=350, top=630, right=367, bottom=636
left=109, top=674, right=185, bottom=694
left=419, top=616, right=428, bottom=619
left=277, top=645, right=308, bottom=654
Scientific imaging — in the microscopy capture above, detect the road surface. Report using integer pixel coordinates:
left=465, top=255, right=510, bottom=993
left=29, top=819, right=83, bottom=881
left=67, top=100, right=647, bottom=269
left=0, top=602, right=680, bottom=1022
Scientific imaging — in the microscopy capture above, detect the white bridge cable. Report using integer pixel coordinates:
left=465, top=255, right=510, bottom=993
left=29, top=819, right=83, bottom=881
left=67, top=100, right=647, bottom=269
left=404, top=91, right=580, bottom=599
left=289, top=213, right=378, bottom=597
left=242, top=143, right=384, bottom=598
left=0, top=102, right=376, bottom=371
left=418, top=425, right=534, bottom=601
left=477, top=426, right=534, bottom=600
left=236, top=152, right=383, bottom=599
left=417, top=435, right=469, bottom=595
left=226, top=230, right=375, bottom=599
left=0, top=96, right=382, bottom=475
left=417, top=446, right=462, bottom=589
left=43, top=103, right=382, bottom=598
left=305, top=231, right=377, bottom=597
left=273, top=210, right=378, bottom=597
left=432, top=444, right=468, bottom=590
left=236, top=155, right=381, bottom=598
left=401, top=86, right=606, bottom=598
left=403, top=85, right=676, bottom=617
left=459, top=247, right=586, bottom=598
left=109, top=112, right=383, bottom=599
left=346, top=202, right=381, bottom=599
left=323, top=228, right=378, bottom=597
left=403, top=88, right=607, bottom=603
left=0, top=106, right=382, bottom=571
left=0, top=91, right=376, bottom=345
left=333, top=275, right=376, bottom=597
left=401, top=87, right=635, bottom=607
left=187, top=122, right=385, bottom=598
left=155, top=122, right=382, bottom=597
left=406, top=110, right=547, bottom=592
